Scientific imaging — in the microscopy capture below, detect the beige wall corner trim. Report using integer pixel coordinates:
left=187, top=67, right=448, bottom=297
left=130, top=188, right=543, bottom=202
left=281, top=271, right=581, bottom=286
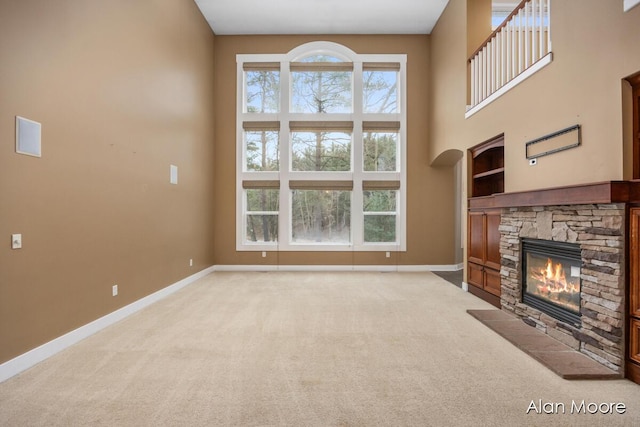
left=0, top=266, right=216, bottom=384
left=213, top=264, right=463, bottom=272
left=465, top=53, right=553, bottom=119
left=624, top=0, right=640, bottom=12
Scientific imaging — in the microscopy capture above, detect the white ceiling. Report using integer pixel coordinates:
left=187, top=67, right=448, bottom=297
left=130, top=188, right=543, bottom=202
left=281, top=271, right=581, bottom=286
left=194, top=0, right=451, bottom=35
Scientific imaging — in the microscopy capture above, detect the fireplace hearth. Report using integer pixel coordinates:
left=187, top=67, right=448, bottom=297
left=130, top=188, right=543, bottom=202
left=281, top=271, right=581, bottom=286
left=522, top=239, right=581, bottom=325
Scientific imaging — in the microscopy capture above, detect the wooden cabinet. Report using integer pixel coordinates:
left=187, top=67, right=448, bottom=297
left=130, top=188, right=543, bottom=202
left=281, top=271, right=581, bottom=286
left=628, top=208, right=640, bottom=384
left=467, top=135, right=504, bottom=308
left=467, top=209, right=501, bottom=307
left=629, top=73, right=640, bottom=179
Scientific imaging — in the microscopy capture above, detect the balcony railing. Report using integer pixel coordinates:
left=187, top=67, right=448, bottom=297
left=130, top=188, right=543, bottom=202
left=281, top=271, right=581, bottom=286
left=467, top=0, right=552, bottom=117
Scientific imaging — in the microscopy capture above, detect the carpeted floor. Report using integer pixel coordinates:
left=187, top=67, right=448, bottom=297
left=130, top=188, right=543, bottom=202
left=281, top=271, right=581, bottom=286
left=1, top=271, right=639, bottom=426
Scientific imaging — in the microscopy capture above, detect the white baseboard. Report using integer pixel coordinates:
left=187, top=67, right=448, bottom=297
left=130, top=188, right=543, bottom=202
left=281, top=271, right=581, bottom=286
left=0, top=266, right=216, bottom=384
left=213, top=263, right=463, bottom=272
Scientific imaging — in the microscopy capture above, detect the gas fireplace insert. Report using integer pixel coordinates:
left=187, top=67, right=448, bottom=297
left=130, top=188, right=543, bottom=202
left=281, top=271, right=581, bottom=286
left=521, top=238, right=581, bottom=325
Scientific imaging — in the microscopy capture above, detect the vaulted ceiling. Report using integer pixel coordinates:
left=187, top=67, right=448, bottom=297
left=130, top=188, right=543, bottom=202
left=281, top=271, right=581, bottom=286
left=193, top=0, right=451, bottom=35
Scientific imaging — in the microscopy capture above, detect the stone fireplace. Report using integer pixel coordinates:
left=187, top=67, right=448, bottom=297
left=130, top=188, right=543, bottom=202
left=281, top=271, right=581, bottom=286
left=500, top=203, right=625, bottom=373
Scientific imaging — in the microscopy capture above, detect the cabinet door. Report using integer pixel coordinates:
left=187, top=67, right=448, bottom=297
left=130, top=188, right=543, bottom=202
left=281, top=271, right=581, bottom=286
left=468, top=211, right=485, bottom=265
left=631, top=319, right=640, bottom=365
left=630, top=208, right=640, bottom=374
left=485, top=210, right=502, bottom=271
left=631, top=208, right=640, bottom=318
left=468, top=262, right=484, bottom=289
left=484, top=268, right=502, bottom=297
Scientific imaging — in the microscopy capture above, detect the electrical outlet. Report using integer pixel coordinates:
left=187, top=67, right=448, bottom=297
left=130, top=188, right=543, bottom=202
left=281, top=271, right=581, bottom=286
left=189, top=258, right=193, bottom=267
left=386, top=251, right=390, bottom=258
left=112, top=285, right=118, bottom=297
left=262, top=251, right=266, bottom=258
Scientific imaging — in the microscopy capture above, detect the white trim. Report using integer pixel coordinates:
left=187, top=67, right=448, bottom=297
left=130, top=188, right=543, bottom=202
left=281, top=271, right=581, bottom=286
left=462, top=281, right=469, bottom=292
left=465, top=52, right=553, bottom=119
left=624, top=0, right=640, bottom=12
left=213, top=263, right=463, bottom=272
left=0, top=266, right=216, bottom=384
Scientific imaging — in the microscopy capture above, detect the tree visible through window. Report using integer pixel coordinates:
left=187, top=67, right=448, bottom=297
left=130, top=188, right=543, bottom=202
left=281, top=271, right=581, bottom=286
left=237, top=42, right=406, bottom=251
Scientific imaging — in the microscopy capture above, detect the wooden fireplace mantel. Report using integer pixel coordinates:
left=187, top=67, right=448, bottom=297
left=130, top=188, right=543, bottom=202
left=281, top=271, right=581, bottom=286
left=468, top=180, right=640, bottom=209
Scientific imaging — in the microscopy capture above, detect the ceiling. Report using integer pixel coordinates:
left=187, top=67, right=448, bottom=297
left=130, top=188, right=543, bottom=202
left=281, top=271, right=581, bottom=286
left=193, top=0, right=451, bottom=35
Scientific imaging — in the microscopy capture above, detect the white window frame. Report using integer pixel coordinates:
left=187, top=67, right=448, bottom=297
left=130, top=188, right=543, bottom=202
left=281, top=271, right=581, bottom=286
left=236, top=41, right=407, bottom=252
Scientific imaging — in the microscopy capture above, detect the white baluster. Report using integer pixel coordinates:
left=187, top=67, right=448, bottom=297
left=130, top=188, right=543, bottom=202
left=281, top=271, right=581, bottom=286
left=524, top=2, right=530, bottom=68
left=532, top=0, right=538, bottom=63
left=518, top=9, right=524, bottom=74
left=489, top=40, right=494, bottom=94
left=500, top=31, right=505, bottom=87
left=481, top=49, right=486, bottom=101
left=472, top=57, right=477, bottom=105
left=539, top=0, right=544, bottom=58
left=547, top=0, right=552, bottom=53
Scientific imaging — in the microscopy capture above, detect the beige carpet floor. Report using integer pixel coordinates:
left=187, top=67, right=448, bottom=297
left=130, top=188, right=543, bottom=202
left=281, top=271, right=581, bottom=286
left=1, top=271, right=639, bottom=426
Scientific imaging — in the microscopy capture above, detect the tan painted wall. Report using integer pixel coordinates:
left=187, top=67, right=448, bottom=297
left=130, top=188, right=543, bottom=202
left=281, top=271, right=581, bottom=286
left=213, top=35, right=456, bottom=266
left=466, top=0, right=492, bottom=57
left=430, top=0, right=640, bottom=284
left=431, top=0, right=640, bottom=191
left=0, top=0, right=216, bottom=363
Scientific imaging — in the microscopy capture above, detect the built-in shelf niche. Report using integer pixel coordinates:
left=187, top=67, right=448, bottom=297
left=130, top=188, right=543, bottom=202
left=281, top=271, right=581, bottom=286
left=470, top=135, right=504, bottom=197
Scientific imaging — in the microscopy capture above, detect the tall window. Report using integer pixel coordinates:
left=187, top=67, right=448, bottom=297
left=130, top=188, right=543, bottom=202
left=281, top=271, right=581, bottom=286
left=237, top=42, right=407, bottom=251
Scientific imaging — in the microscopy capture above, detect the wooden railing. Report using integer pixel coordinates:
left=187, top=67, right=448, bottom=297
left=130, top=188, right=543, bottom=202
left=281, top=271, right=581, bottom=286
left=468, top=0, right=552, bottom=111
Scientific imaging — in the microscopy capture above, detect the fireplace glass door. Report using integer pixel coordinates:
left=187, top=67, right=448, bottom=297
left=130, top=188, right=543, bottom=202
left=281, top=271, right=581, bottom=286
left=522, top=239, right=581, bottom=324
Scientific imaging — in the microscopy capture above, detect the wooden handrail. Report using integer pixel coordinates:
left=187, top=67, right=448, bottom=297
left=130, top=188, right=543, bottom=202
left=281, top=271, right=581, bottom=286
left=468, top=0, right=530, bottom=62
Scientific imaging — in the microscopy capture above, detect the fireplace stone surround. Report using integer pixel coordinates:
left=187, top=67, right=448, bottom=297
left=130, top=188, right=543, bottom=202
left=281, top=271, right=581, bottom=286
left=501, top=203, right=624, bottom=372
left=468, top=181, right=640, bottom=376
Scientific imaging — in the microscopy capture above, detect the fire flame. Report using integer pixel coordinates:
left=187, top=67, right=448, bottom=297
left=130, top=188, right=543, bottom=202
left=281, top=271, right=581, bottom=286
left=531, top=258, right=579, bottom=294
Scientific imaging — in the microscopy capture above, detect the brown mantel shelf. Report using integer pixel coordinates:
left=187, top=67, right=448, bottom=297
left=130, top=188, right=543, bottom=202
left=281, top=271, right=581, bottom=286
left=468, top=180, right=640, bottom=209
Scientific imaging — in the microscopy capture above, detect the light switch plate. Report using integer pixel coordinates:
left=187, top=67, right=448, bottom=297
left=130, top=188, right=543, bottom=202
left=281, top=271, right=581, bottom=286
left=11, top=234, right=22, bottom=249
left=170, top=165, right=178, bottom=184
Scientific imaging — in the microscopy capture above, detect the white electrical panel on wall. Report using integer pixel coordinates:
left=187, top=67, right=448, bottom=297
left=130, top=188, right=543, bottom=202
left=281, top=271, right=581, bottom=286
left=16, top=116, right=42, bottom=157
